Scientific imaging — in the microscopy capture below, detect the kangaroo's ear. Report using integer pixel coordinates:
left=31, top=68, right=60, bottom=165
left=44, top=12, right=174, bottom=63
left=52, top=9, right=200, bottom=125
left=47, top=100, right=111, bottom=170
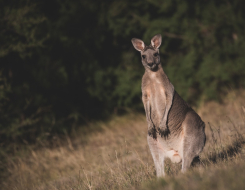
left=131, top=38, right=145, bottom=52
left=151, top=34, right=162, bottom=49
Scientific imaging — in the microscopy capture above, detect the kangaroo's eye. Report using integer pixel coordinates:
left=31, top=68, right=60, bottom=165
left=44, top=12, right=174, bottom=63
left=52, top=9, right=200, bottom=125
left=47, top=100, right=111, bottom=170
left=142, top=55, right=146, bottom=59
left=154, top=53, right=158, bottom=57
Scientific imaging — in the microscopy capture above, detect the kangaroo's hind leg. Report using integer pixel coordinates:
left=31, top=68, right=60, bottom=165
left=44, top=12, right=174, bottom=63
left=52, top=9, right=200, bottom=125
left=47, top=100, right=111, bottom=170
left=147, top=135, right=165, bottom=177
left=181, top=111, right=206, bottom=172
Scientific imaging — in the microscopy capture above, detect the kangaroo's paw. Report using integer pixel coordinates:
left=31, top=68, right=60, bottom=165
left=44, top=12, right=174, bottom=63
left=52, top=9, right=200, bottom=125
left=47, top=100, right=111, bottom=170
left=148, top=125, right=157, bottom=138
left=158, top=123, right=170, bottom=137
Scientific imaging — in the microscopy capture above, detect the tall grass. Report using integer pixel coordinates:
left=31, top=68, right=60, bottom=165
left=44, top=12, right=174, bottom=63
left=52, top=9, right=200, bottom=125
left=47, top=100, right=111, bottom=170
left=1, top=90, right=245, bottom=190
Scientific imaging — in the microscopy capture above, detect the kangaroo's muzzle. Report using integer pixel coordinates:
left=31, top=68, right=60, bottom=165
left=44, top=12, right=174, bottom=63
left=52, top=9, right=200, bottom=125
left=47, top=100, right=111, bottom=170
left=148, top=62, right=159, bottom=70
left=148, top=62, right=154, bottom=67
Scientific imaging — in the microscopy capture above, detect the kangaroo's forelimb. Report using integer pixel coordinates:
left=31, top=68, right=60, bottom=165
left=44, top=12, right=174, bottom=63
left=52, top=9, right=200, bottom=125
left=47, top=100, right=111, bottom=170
left=143, top=98, right=156, bottom=137
left=158, top=82, right=174, bottom=137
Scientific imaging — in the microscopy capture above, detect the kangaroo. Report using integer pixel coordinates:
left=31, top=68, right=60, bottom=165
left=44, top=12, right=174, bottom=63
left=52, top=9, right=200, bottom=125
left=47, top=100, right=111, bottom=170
left=131, top=34, right=206, bottom=177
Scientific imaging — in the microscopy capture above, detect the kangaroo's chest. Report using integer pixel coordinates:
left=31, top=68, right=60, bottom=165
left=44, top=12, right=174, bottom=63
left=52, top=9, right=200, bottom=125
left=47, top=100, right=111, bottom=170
left=143, top=79, right=167, bottom=127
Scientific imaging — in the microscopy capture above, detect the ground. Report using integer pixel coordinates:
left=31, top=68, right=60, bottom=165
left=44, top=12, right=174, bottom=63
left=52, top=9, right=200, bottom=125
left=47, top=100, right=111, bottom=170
left=1, top=90, right=245, bottom=190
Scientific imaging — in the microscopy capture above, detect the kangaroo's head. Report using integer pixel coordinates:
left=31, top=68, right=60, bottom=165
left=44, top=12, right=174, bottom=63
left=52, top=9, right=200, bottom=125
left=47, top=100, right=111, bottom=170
left=131, top=34, right=162, bottom=71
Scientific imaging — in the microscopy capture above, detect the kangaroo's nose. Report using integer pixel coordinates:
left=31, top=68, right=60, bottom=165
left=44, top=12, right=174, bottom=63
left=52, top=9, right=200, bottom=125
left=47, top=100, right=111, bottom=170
left=148, top=62, right=153, bottom=66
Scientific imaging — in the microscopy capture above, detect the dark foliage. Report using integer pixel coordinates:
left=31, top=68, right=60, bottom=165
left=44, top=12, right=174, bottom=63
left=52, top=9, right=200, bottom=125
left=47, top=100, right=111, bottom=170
left=0, top=0, right=245, bottom=143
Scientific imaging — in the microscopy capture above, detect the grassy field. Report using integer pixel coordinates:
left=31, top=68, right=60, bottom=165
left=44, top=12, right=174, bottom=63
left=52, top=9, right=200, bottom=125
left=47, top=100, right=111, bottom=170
left=1, top=90, right=245, bottom=190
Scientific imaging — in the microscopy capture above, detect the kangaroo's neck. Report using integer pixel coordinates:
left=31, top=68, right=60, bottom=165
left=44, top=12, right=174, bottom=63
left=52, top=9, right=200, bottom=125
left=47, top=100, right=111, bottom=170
left=144, top=64, right=170, bottom=84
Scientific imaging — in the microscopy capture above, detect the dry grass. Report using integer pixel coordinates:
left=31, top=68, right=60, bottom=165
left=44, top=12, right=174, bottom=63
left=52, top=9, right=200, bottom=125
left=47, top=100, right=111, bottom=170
left=1, top=90, right=245, bottom=190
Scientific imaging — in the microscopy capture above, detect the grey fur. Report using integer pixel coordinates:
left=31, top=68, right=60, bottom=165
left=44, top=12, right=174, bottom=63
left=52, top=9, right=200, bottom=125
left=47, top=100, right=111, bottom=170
left=131, top=34, right=206, bottom=177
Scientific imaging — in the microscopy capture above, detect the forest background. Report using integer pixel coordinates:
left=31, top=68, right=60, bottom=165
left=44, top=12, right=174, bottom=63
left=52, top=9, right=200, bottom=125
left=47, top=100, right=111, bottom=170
left=1, top=0, right=245, bottom=146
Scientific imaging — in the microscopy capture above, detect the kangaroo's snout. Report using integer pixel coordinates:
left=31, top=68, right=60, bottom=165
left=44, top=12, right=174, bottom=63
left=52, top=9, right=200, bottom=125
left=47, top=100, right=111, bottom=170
left=148, top=61, right=159, bottom=70
left=148, top=62, right=153, bottom=66
left=146, top=56, right=154, bottom=66
left=146, top=55, right=159, bottom=70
